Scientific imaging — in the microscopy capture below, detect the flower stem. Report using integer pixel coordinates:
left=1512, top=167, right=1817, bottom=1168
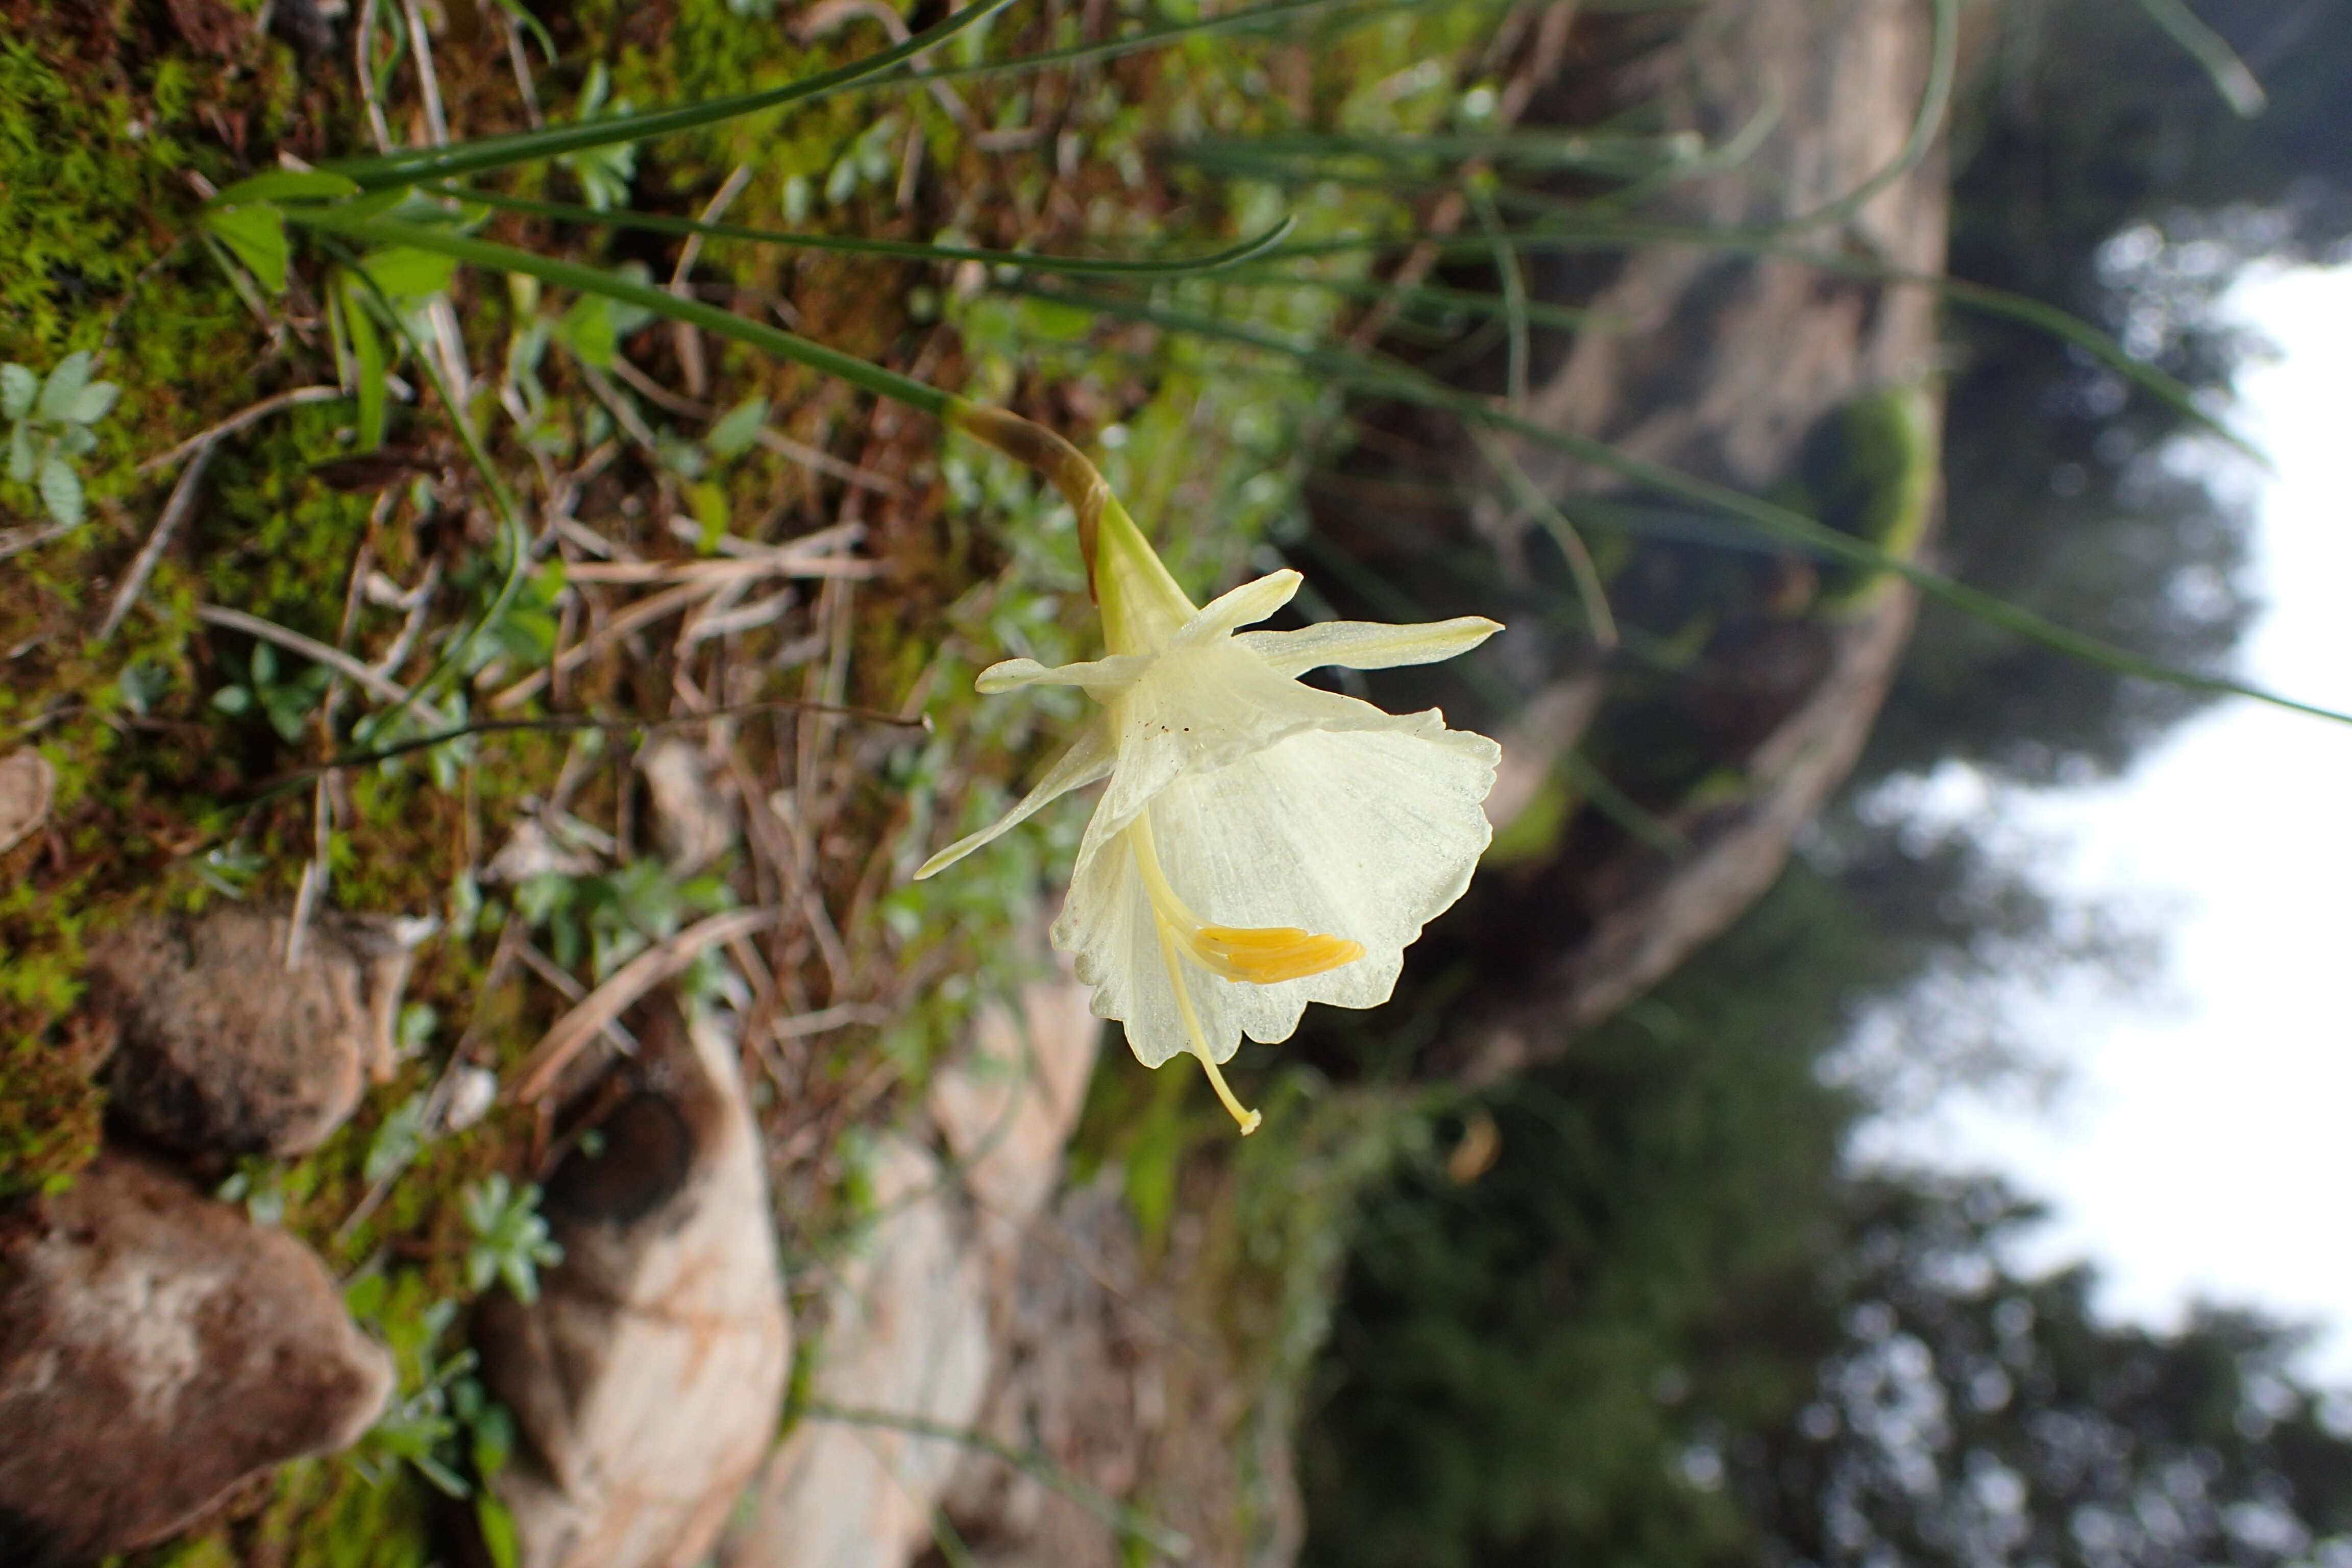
left=943, top=399, right=1111, bottom=594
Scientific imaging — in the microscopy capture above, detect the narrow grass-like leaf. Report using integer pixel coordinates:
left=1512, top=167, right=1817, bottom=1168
left=204, top=204, right=291, bottom=294
left=1274, top=220, right=2267, bottom=466
left=1026, top=283, right=2351, bottom=728
left=1219, top=270, right=1601, bottom=332
left=209, top=169, right=364, bottom=205
left=321, top=0, right=1021, bottom=189
left=806, top=1404, right=1192, bottom=1560
left=1471, top=424, right=1616, bottom=648
left=916, top=0, right=1509, bottom=84
left=294, top=212, right=956, bottom=416
left=1775, top=0, right=1957, bottom=230
left=2131, top=0, right=2267, bottom=115
left=1467, top=179, right=1529, bottom=410
left=1176, top=128, right=1700, bottom=181
left=431, top=185, right=1297, bottom=275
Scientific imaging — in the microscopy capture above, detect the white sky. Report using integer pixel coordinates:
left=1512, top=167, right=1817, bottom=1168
left=1853, top=262, right=2352, bottom=1385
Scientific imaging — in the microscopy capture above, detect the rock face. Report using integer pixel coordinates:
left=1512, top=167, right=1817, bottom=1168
left=723, top=970, right=1100, bottom=1568
left=84, top=905, right=416, bottom=1158
left=0, top=746, right=53, bottom=858
left=0, top=1152, right=394, bottom=1567
left=1303, top=0, right=1951, bottom=1083
left=477, top=992, right=791, bottom=1568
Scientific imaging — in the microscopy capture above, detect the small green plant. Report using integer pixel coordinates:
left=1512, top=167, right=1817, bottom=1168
left=461, top=1173, right=562, bottom=1304
left=211, top=642, right=332, bottom=744
left=555, top=64, right=638, bottom=212
left=517, top=857, right=735, bottom=982
left=3, top=351, right=119, bottom=527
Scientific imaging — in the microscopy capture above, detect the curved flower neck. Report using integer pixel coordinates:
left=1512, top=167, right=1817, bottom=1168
left=1095, top=497, right=1194, bottom=656
left=944, top=399, right=1194, bottom=654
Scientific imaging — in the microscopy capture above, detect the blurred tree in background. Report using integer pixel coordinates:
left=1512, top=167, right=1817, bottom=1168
left=1870, top=0, right=2352, bottom=782
left=1300, top=0, right=2352, bottom=1559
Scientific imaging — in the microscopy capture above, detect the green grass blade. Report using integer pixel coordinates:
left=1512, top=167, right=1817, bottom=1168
left=914, top=0, right=1499, bottom=83
left=1470, top=424, right=1617, bottom=648
left=320, top=0, right=1021, bottom=189
left=293, top=212, right=954, bottom=416
left=1219, top=267, right=1602, bottom=332
left=2131, top=0, right=2267, bottom=115
left=806, top=1403, right=1192, bottom=1559
left=430, top=186, right=1296, bottom=275
left=1776, top=0, right=1958, bottom=229
left=1466, top=179, right=1530, bottom=410
left=1273, top=219, right=2268, bottom=467
left=1027, top=283, right=2350, bottom=728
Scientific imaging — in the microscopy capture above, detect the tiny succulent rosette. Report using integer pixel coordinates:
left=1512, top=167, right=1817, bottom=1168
left=922, top=409, right=1501, bottom=1132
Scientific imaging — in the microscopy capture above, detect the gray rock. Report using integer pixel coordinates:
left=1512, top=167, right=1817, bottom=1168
left=0, top=746, right=54, bottom=858
left=639, top=738, right=737, bottom=874
left=0, top=1152, right=394, bottom=1566
left=477, top=993, right=790, bottom=1568
left=724, top=965, right=1099, bottom=1568
left=84, top=905, right=416, bottom=1158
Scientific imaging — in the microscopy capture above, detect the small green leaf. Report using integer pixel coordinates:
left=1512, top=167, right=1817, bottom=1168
left=553, top=294, right=617, bottom=369
left=37, top=456, right=82, bottom=527
left=35, top=351, right=92, bottom=423
left=361, top=245, right=458, bottom=302
left=7, top=421, right=33, bottom=483
left=363, top=1093, right=432, bottom=1186
left=341, top=274, right=389, bottom=451
left=209, top=168, right=363, bottom=205
left=59, top=424, right=96, bottom=457
left=476, top=1492, right=521, bottom=1568
left=0, top=363, right=35, bottom=420
left=66, top=381, right=119, bottom=425
left=204, top=204, right=291, bottom=294
left=705, top=395, right=768, bottom=459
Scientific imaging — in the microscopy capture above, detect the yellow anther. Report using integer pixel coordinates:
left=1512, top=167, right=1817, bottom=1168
left=1195, top=925, right=1366, bottom=984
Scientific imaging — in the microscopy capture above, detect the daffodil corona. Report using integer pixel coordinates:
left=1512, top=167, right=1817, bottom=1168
left=921, top=405, right=1502, bottom=1133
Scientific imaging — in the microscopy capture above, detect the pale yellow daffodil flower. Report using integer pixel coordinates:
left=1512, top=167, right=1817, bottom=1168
left=920, top=406, right=1502, bottom=1133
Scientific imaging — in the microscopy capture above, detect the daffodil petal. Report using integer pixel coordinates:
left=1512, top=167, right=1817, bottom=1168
left=975, top=654, right=1151, bottom=695
left=1091, top=644, right=1442, bottom=844
left=1055, top=824, right=1248, bottom=1068
left=1234, top=615, right=1503, bottom=678
left=1171, top=569, right=1303, bottom=647
left=914, top=715, right=1115, bottom=880
left=1053, top=714, right=1500, bottom=1064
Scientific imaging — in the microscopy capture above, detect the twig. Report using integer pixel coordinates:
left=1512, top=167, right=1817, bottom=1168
left=573, top=359, right=662, bottom=456
left=196, top=603, right=426, bottom=709
left=101, top=442, right=220, bottom=640
left=564, top=553, right=876, bottom=586
left=772, top=1000, right=889, bottom=1038
left=135, top=386, right=342, bottom=475
left=503, top=9, right=543, bottom=128
left=515, top=939, right=640, bottom=1054
left=672, top=164, right=756, bottom=397
left=757, top=427, right=906, bottom=494
left=401, top=0, right=451, bottom=144
left=493, top=552, right=878, bottom=709
left=607, top=354, right=713, bottom=421
left=354, top=0, right=394, bottom=152
left=0, top=523, right=77, bottom=564
left=511, top=907, right=780, bottom=1102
